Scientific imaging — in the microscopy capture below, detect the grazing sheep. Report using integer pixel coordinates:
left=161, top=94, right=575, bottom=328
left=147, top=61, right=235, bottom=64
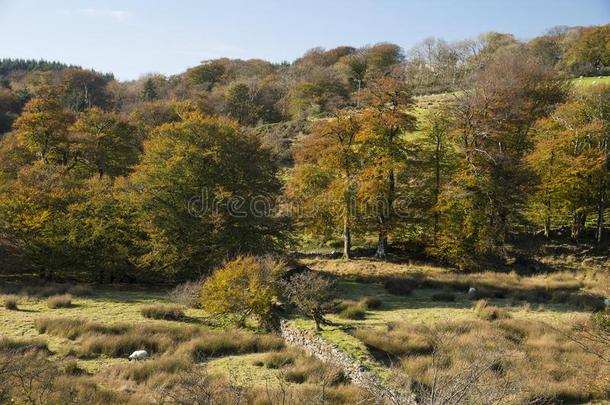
left=468, top=287, right=477, bottom=298
left=128, top=350, right=148, bottom=361
left=604, top=297, right=610, bottom=307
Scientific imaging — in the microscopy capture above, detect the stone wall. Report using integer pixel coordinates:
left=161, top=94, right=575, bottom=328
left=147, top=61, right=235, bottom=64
left=279, top=320, right=416, bottom=405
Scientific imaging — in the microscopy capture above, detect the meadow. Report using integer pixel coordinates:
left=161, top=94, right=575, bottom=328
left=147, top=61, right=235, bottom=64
left=1, top=251, right=608, bottom=404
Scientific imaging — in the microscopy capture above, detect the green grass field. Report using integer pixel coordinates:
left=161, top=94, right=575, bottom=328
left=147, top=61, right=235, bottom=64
left=571, top=75, right=610, bottom=90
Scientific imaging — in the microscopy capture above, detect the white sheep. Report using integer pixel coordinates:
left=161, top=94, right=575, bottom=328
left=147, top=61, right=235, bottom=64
left=604, top=297, right=610, bottom=307
left=467, top=287, right=477, bottom=298
left=128, top=350, right=148, bottom=361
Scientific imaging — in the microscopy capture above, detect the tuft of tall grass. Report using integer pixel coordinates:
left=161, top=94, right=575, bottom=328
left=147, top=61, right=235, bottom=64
left=473, top=300, right=511, bottom=321
left=35, top=317, right=128, bottom=340
left=46, top=294, right=72, bottom=309
left=140, top=304, right=185, bottom=320
left=0, top=336, right=49, bottom=354
left=179, top=330, right=284, bottom=360
left=2, top=295, right=18, bottom=310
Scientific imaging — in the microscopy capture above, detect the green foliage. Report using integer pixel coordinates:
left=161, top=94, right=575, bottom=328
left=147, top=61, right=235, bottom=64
left=129, top=113, right=286, bottom=278
left=565, top=25, right=610, bottom=75
left=201, top=256, right=286, bottom=329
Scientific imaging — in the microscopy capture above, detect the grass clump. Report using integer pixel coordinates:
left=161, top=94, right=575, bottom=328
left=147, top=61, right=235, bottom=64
left=141, top=304, right=185, bottom=320
left=179, top=330, right=284, bottom=360
left=35, top=317, right=128, bottom=340
left=473, top=300, right=511, bottom=321
left=111, top=355, right=192, bottom=383
left=2, top=294, right=18, bottom=310
left=360, top=296, right=382, bottom=309
left=46, top=294, right=72, bottom=309
left=335, top=300, right=367, bottom=319
left=255, top=350, right=295, bottom=369
left=0, top=336, right=49, bottom=354
left=354, top=324, right=433, bottom=358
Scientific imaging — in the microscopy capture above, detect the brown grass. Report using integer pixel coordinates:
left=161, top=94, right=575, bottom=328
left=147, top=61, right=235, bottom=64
left=140, top=304, right=185, bottom=320
left=2, top=294, right=18, bottom=310
left=178, top=330, right=284, bottom=360
left=46, top=294, right=72, bottom=309
left=473, top=299, right=511, bottom=321
left=352, top=318, right=609, bottom=404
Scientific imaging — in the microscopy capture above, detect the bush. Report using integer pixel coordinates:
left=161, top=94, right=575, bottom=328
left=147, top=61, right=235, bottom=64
left=473, top=300, right=511, bottom=321
left=383, top=278, right=413, bottom=295
left=141, top=304, right=185, bottom=320
left=168, top=278, right=205, bottom=308
left=280, top=271, right=336, bottom=330
left=2, top=295, right=18, bottom=310
left=201, top=256, right=286, bottom=330
left=431, top=292, right=456, bottom=302
left=46, top=294, right=72, bottom=309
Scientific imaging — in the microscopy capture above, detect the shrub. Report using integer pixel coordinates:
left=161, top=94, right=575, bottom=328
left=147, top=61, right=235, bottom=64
left=383, top=278, right=413, bottom=295
left=168, top=278, right=205, bottom=308
left=201, top=256, right=286, bottom=330
left=141, top=304, right=185, bottom=320
left=46, top=294, right=72, bottom=309
left=473, top=300, right=511, bottom=321
left=2, top=295, right=18, bottom=310
left=430, top=292, right=456, bottom=302
left=280, top=271, right=336, bottom=330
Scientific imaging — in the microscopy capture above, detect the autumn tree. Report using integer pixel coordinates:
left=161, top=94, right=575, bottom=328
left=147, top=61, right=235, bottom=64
left=13, top=95, right=74, bottom=164
left=69, top=108, right=141, bottom=178
left=359, top=75, right=417, bottom=259
left=201, top=255, right=286, bottom=329
left=435, top=48, right=568, bottom=267
left=287, top=111, right=362, bottom=259
left=128, top=112, right=285, bottom=278
left=527, top=85, right=610, bottom=242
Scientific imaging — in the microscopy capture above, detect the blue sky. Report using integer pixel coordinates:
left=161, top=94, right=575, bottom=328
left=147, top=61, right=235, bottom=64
left=0, top=0, right=608, bottom=80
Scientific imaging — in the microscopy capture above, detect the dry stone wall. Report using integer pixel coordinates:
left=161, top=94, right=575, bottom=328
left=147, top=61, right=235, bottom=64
left=279, top=320, right=416, bottom=405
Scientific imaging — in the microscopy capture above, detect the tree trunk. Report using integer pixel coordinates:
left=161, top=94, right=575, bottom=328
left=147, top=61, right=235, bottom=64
left=596, top=138, right=608, bottom=244
left=433, top=142, right=441, bottom=240
left=571, top=212, right=586, bottom=241
left=376, top=169, right=394, bottom=260
left=343, top=215, right=351, bottom=260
